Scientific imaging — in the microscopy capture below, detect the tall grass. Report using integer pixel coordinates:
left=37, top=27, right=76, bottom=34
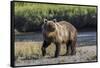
left=14, top=2, right=97, bottom=32
left=15, top=42, right=66, bottom=60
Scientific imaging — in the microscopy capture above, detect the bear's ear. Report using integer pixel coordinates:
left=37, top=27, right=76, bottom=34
left=44, top=19, right=48, bottom=23
left=53, top=19, right=57, bottom=23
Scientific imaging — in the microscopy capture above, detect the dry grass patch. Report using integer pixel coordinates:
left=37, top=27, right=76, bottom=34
left=15, top=41, right=66, bottom=60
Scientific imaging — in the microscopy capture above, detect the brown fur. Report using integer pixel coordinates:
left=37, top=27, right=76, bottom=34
left=42, top=19, right=78, bottom=57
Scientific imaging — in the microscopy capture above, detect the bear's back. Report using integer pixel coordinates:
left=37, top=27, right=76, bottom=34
left=57, top=21, right=77, bottom=33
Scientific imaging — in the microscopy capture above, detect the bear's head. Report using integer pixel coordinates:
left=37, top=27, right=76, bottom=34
left=42, top=19, right=57, bottom=32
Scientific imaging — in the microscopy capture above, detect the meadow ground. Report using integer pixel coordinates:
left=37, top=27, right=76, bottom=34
left=15, top=41, right=97, bottom=66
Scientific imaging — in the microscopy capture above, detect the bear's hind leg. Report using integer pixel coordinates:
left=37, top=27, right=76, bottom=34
left=66, top=40, right=71, bottom=55
left=71, top=40, right=77, bottom=55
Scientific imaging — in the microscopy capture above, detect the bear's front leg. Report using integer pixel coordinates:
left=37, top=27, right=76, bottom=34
left=41, top=41, right=51, bottom=56
left=54, top=43, right=61, bottom=57
left=41, top=46, right=46, bottom=56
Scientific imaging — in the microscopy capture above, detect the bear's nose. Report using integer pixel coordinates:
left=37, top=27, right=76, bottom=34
left=48, top=23, right=51, bottom=26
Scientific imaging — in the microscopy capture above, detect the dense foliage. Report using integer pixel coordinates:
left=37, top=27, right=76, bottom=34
left=14, top=2, right=97, bottom=32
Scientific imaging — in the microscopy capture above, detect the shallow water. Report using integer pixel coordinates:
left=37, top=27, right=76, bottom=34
left=77, top=32, right=97, bottom=46
left=15, top=32, right=97, bottom=46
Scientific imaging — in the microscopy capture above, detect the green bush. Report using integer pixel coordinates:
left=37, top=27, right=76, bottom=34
left=14, top=2, right=97, bottom=32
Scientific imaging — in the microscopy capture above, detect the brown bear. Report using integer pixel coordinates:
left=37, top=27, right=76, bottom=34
left=41, top=19, right=78, bottom=57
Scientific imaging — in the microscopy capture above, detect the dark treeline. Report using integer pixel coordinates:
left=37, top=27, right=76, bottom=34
left=14, top=2, right=97, bottom=32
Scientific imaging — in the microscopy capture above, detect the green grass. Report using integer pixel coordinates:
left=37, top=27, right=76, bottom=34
left=14, top=2, right=97, bottom=32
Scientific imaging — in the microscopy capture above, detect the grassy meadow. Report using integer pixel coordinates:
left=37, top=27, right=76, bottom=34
left=14, top=2, right=97, bottom=32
